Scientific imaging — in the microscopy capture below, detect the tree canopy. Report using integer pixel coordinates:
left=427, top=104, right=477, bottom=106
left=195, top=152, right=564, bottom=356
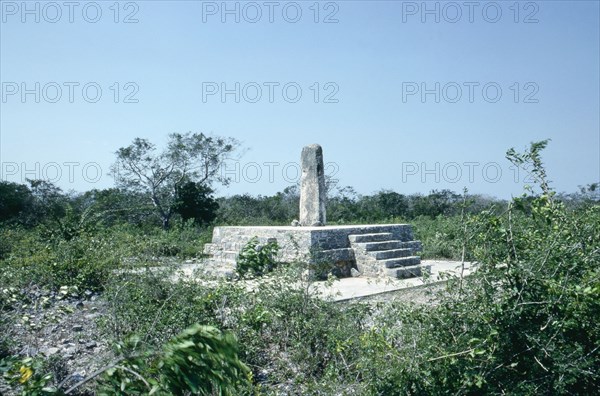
left=111, top=132, right=240, bottom=229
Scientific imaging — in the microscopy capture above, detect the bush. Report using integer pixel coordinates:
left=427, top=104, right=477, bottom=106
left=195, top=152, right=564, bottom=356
left=98, top=324, right=249, bottom=395
left=3, top=324, right=249, bottom=395
left=412, top=215, right=465, bottom=260
left=100, top=271, right=225, bottom=347
left=236, top=237, right=279, bottom=278
left=352, top=141, right=600, bottom=394
left=355, top=198, right=600, bottom=394
left=0, top=230, right=118, bottom=292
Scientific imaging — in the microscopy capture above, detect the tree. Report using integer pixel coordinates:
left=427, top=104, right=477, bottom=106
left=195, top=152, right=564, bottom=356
left=358, top=190, right=408, bottom=221
left=216, top=194, right=263, bottom=225
left=411, top=189, right=461, bottom=218
left=112, top=132, right=240, bottom=229
left=25, top=179, right=69, bottom=226
left=327, top=186, right=360, bottom=223
left=0, top=181, right=33, bottom=223
left=173, top=182, right=218, bottom=226
left=76, top=188, right=155, bottom=227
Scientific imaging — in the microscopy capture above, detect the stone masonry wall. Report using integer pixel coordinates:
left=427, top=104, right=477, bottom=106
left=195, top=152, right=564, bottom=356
left=203, top=224, right=417, bottom=275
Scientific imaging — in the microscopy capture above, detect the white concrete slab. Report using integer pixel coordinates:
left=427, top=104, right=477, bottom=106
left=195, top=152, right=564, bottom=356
left=166, top=259, right=476, bottom=302
left=310, top=260, right=475, bottom=301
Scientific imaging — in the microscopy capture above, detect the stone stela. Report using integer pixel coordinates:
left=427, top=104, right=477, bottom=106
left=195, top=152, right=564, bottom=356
left=203, top=144, right=427, bottom=280
left=299, top=144, right=327, bottom=226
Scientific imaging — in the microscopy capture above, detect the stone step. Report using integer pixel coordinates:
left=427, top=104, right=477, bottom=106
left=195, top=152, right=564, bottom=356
left=396, top=241, right=423, bottom=251
left=222, top=242, right=245, bottom=252
left=359, top=240, right=404, bottom=252
left=348, top=233, right=393, bottom=243
left=203, top=243, right=216, bottom=255
left=219, top=250, right=240, bottom=261
left=381, top=256, right=421, bottom=268
left=385, top=264, right=431, bottom=279
left=368, top=248, right=413, bottom=260
left=215, top=258, right=237, bottom=265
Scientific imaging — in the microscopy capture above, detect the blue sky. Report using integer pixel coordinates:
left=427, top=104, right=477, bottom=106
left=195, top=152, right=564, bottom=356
left=1, top=0, right=599, bottom=199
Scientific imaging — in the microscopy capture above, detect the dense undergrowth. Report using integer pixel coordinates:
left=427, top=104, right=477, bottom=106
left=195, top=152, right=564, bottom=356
left=1, top=141, right=599, bottom=394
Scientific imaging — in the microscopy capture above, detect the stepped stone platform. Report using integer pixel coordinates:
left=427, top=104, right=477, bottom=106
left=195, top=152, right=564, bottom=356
left=203, top=224, right=428, bottom=279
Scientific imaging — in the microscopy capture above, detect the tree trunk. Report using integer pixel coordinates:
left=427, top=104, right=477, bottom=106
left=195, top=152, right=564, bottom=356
left=151, top=192, right=170, bottom=230
left=162, top=215, right=170, bottom=230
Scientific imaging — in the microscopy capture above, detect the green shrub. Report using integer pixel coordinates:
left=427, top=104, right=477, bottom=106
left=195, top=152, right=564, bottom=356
left=98, top=325, right=249, bottom=395
left=100, top=271, right=224, bottom=347
left=236, top=237, right=279, bottom=278
left=0, top=230, right=119, bottom=292
left=3, top=325, right=249, bottom=395
left=412, top=215, right=465, bottom=260
left=353, top=141, right=600, bottom=394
